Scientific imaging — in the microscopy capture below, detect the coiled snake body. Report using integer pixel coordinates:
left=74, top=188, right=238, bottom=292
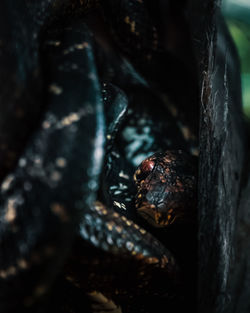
left=0, top=1, right=199, bottom=312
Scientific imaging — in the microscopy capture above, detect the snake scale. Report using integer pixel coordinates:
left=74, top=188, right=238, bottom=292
left=0, top=1, right=199, bottom=312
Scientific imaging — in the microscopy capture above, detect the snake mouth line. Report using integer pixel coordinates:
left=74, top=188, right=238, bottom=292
left=137, top=205, right=170, bottom=228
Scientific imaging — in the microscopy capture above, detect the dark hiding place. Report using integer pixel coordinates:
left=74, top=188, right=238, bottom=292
left=0, top=1, right=249, bottom=313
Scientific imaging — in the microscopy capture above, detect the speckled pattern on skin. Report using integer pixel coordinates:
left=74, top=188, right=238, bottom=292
left=0, top=1, right=199, bottom=313
left=134, top=151, right=197, bottom=228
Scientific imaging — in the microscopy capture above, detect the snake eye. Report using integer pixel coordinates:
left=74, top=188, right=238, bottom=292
left=134, top=158, right=155, bottom=185
left=141, top=159, right=155, bottom=172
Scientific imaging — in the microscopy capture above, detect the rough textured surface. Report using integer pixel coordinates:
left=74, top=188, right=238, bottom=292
left=188, top=1, right=248, bottom=313
left=226, top=102, right=250, bottom=313
left=134, top=151, right=197, bottom=228
left=228, top=171, right=250, bottom=313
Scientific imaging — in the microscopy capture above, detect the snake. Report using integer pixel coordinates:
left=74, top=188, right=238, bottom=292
left=0, top=1, right=199, bottom=313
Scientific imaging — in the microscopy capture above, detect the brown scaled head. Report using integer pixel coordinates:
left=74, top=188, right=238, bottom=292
left=133, top=156, right=155, bottom=186
left=134, top=150, right=197, bottom=228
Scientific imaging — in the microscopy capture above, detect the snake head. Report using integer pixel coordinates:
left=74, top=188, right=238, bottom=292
left=134, top=150, right=197, bottom=228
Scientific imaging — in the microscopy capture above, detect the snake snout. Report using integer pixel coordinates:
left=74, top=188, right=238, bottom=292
left=137, top=198, right=178, bottom=228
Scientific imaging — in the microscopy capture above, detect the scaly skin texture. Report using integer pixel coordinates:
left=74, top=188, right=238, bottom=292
left=134, top=151, right=197, bottom=228
left=0, top=1, right=198, bottom=313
